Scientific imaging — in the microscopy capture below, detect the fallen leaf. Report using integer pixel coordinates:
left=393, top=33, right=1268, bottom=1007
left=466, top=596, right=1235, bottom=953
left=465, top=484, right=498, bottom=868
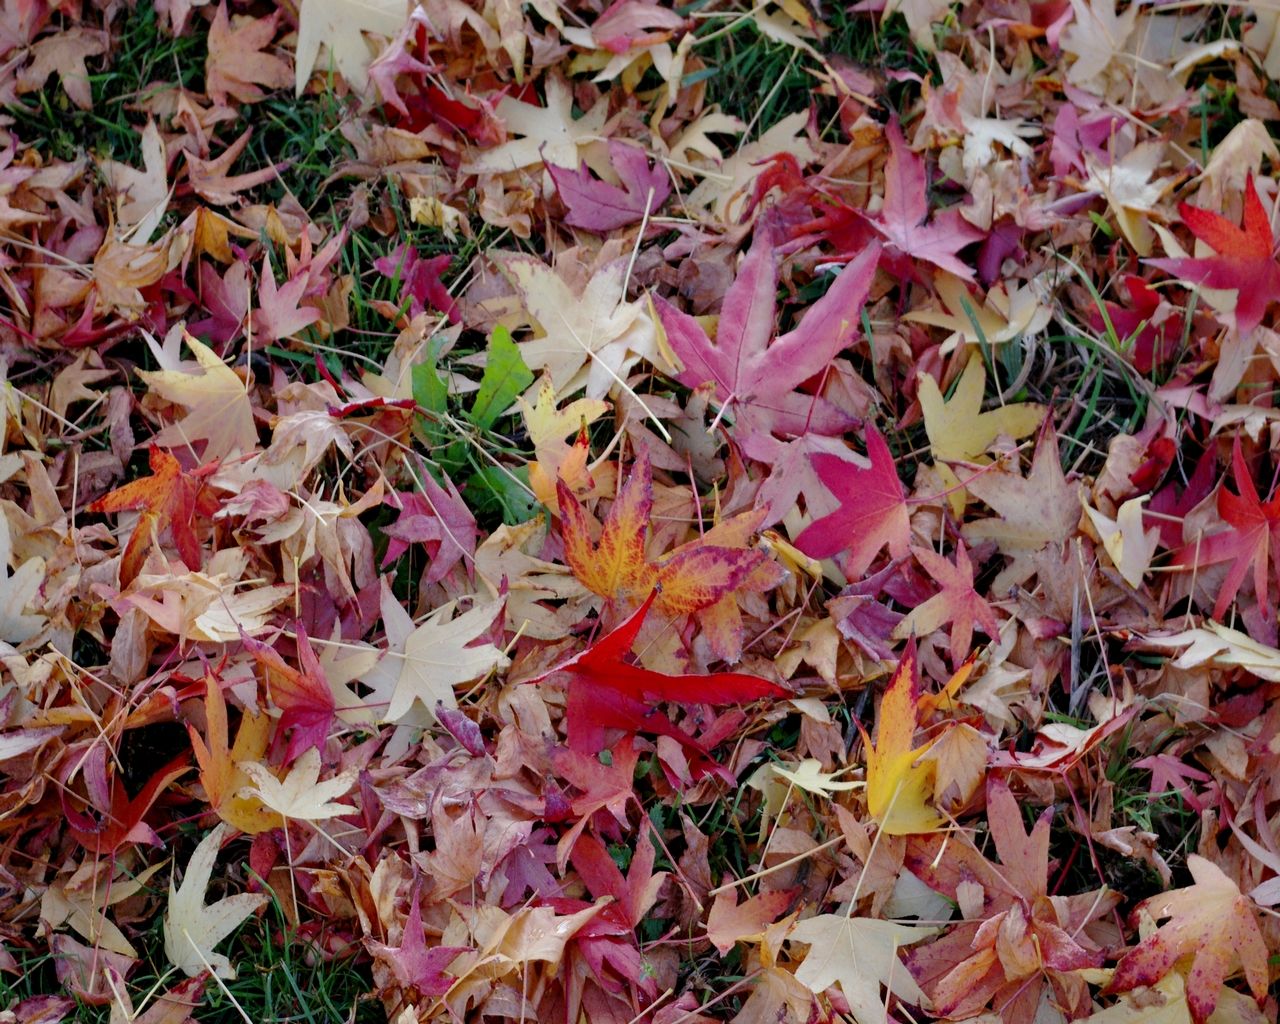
left=294, top=0, right=409, bottom=97
left=163, top=824, right=268, bottom=978
left=137, top=333, right=259, bottom=462
left=547, top=140, right=672, bottom=232
left=238, top=748, right=357, bottom=822
left=794, top=425, right=911, bottom=580
left=87, top=446, right=220, bottom=586
left=706, top=887, right=798, bottom=955
left=788, top=913, right=936, bottom=1024
left=378, top=598, right=509, bottom=724
left=862, top=640, right=944, bottom=835
left=1107, top=855, right=1269, bottom=1024
left=1149, top=175, right=1280, bottom=334
left=206, top=3, right=292, bottom=105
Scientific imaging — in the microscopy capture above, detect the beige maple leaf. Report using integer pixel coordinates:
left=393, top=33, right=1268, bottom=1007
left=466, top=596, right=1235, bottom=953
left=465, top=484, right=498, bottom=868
left=1083, top=143, right=1173, bottom=256
left=40, top=861, right=164, bottom=959
left=661, top=106, right=745, bottom=168
left=123, top=568, right=292, bottom=644
left=770, top=759, right=862, bottom=799
left=1086, top=496, right=1160, bottom=589
left=789, top=914, right=936, bottom=1024
left=98, top=119, right=169, bottom=244
left=685, top=111, right=816, bottom=222
left=1146, top=621, right=1280, bottom=682
left=16, top=28, right=107, bottom=110
left=962, top=427, right=1082, bottom=592
left=49, top=351, right=112, bottom=423
left=206, top=2, right=293, bottom=105
left=915, top=357, right=1044, bottom=515
left=93, top=232, right=183, bottom=318
left=294, top=0, right=409, bottom=97
left=0, top=512, right=46, bottom=645
left=905, top=273, right=1052, bottom=356
left=1061, top=0, right=1138, bottom=88
left=881, top=0, right=953, bottom=50
left=461, top=76, right=609, bottom=175
left=137, top=332, right=258, bottom=461
left=250, top=409, right=355, bottom=490
left=374, top=598, right=509, bottom=724
left=163, top=824, right=268, bottom=978
left=238, top=748, right=357, bottom=822
left=494, top=254, right=664, bottom=400
left=475, top=517, right=586, bottom=641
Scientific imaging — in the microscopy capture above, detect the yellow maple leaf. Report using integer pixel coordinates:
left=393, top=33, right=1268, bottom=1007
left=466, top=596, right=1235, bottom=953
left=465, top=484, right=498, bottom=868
left=862, top=642, right=945, bottom=835
left=518, top=378, right=610, bottom=506
left=557, top=450, right=776, bottom=658
left=918, top=357, right=1045, bottom=515
left=137, top=332, right=258, bottom=461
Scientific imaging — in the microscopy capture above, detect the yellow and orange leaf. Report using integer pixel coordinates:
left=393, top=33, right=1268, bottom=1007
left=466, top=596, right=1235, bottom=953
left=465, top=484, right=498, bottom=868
left=862, top=640, right=945, bottom=835
left=188, top=674, right=280, bottom=834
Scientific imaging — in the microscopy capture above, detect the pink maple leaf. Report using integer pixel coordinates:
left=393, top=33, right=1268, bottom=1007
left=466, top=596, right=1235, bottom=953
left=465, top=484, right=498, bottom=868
left=190, top=259, right=251, bottom=344
left=547, top=140, right=671, bottom=232
left=653, top=222, right=879, bottom=440
left=367, top=885, right=468, bottom=996
left=867, top=119, right=984, bottom=281
left=1134, top=753, right=1212, bottom=813
left=381, top=473, right=477, bottom=584
left=903, top=542, right=1002, bottom=666
left=251, top=254, right=320, bottom=343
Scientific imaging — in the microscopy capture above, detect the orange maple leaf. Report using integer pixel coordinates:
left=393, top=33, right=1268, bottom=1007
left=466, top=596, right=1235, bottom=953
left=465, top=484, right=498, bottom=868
left=187, top=673, right=280, bottom=835
left=556, top=449, right=776, bottom=658
left=87, top=446, right=220, bottom=586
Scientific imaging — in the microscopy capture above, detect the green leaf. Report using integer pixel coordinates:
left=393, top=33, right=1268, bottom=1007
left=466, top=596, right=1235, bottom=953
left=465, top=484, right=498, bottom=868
left=411, top=339, right=449, bottom=416
left=411, top=336, right=451, bottom=450
left=466, top=466, right=540, bottom=525
left=467, top=325, right=533, bottom=431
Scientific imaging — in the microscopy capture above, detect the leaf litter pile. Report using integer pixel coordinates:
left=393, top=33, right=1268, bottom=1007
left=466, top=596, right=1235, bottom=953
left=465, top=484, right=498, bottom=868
left=7, top=0, right=1280, bottom=1021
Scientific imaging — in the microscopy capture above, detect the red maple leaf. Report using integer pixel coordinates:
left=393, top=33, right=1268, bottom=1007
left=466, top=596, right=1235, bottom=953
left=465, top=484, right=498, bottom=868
left=794, top=424, right=911, bottom=579
left=1148, top=174, right=1280, bottom=334
left=571, top=830, right=665, bottom=929
left=529, top=591, right=788, bottom=773
left=63, top=754, right=191, bottom=857
left=1089, top=275, right=1183, bottom=374
left=87, top=446, right=220, bottom=586
left=1172, top=438, right=1280, bottom=620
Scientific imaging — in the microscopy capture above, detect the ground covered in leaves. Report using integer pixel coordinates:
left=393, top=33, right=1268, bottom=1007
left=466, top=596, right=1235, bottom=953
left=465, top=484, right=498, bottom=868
left=3, top=0, right=1280, bottom=1022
